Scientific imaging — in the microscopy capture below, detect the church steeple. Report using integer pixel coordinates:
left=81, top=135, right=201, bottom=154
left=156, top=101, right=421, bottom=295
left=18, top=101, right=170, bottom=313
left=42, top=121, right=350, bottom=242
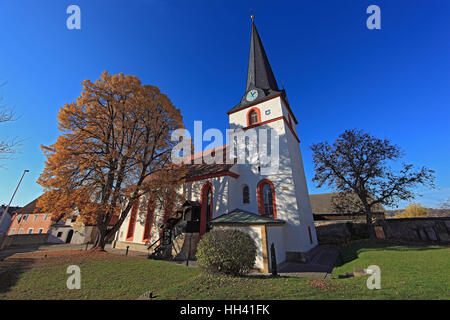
left=228, top=17, right=283, bottom=114
left=246, top=19, right=279, bottom=92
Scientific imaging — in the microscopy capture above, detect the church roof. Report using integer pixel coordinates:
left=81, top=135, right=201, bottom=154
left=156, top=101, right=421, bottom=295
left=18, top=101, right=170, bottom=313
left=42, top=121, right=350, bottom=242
left=211, top=208, right=285, bottom=225
left=178, top=144, right=238, bottom=181
left=182, top=163, right=236, bottom=181
left=227, top=19, right=284, bottom=114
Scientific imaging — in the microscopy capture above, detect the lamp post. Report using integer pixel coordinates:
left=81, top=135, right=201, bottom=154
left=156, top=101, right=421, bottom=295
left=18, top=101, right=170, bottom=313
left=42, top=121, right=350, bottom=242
left=0, top=169, right=29, bottom=248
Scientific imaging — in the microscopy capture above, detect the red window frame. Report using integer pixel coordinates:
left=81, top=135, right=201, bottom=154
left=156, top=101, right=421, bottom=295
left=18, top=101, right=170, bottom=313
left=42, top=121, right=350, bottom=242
left=126, top=199, right=140, bottom=241
left=246, top=107, right=261, bottom=126
left=257, top=179, right=277, bottom=219
left=142, top=197, right=155, bottom=243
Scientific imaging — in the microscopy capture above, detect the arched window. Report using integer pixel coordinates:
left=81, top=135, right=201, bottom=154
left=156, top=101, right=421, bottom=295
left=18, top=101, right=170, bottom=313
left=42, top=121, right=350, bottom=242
left=142, top=197, right=155, bottom=243
left=249, top=110, right=258, bottom=124
left=257, top=179, right=277, bottom=219
left=247, top=108, right=261, bottom=126
left=242, top=185, right=250, bottom=204
left=126, top=198, right=140, bottom=241
left=200, top=182, right=213, bottom=237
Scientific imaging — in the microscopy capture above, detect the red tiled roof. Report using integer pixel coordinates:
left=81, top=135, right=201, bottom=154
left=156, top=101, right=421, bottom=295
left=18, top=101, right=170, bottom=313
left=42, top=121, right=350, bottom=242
left=15, top=197, right=41, bottom=215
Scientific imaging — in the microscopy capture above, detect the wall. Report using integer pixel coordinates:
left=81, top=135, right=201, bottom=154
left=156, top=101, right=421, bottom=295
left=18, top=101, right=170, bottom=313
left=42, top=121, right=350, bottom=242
left=266, top=225, right=286, bottom=268
left=315, top=217, right=450, bottom=243
left=70, top=226, right=98, bottom=244
left=378, top=217, right=450, bottom=242
left=171, top=233, right=200, bottom=260
left=2, top=233, right=49, bottom=248
left=8, top=213, right=52, bottom=235
left=117, top=176, right=231, bottom=247
left=49, top=226, right=72, bottom=243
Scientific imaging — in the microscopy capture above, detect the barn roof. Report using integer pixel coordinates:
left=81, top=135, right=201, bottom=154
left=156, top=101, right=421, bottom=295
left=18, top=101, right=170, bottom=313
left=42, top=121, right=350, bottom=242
left=309, top=193, right=385, bottom=214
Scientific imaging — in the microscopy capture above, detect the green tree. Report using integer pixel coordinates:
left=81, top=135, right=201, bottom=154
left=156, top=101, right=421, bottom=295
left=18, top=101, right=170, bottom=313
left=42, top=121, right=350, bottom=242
left=311, top=129, right=435, bottom=238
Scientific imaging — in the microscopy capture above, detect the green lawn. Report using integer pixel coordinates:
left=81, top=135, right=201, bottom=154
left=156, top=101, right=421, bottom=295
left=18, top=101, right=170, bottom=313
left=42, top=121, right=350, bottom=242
left=1, top=243, right=448, bottom=300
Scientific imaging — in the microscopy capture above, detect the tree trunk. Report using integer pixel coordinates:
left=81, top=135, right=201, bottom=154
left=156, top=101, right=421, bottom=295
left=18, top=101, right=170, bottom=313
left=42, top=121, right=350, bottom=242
left=90, top=227, right=107, bottom=252
left=365, top=211, right=377, bottom=239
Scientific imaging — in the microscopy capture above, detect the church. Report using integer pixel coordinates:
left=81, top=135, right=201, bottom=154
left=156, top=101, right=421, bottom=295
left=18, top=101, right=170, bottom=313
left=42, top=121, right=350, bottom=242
left=113, top=18, right=318, bottom=273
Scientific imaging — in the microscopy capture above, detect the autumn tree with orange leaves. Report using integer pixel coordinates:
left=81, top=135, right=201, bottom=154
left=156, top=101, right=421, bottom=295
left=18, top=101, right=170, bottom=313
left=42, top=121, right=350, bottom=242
left=37, top=71, right=185, bottom=250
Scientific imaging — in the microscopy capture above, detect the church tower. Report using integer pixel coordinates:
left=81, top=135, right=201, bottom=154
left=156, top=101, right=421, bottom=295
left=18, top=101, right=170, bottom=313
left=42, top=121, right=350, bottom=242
left=227, top=17, right=318, bottom=258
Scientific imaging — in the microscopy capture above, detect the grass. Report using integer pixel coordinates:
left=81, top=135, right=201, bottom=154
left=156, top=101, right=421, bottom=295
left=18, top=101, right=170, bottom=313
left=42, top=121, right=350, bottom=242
left=0, top=251, right=199, bottom=300
left=0, top=243, right=448, bottom=300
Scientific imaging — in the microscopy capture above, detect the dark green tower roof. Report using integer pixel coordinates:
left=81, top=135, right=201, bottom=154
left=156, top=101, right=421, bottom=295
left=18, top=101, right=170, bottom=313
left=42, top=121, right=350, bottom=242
left=228, top=18, right=284, bottom=114
left=246, top=21, right=279, bottom=92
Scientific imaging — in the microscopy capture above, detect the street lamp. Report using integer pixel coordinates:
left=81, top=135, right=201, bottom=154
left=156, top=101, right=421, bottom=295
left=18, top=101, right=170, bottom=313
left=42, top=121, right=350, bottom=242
left=0, top=169, right=30, bottom=239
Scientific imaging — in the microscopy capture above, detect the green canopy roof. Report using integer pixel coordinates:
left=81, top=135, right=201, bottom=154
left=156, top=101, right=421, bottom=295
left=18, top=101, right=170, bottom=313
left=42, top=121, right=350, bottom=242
left=211, top=209, right=285, bottom=225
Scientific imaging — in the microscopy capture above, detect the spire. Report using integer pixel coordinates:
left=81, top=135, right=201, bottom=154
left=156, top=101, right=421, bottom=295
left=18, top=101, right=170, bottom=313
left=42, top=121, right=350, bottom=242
left=246, top=19, right=279, bottom=92
left=227, top=16, right=285, bottom=115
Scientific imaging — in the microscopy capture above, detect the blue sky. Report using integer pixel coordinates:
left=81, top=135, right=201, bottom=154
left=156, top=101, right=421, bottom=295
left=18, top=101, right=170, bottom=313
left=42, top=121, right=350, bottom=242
left=0, top=0, right=449, bottom=209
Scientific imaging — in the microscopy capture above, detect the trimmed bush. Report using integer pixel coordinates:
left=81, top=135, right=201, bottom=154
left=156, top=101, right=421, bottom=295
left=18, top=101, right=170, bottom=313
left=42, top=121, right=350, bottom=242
left=196, top=228, right=257, bottom=275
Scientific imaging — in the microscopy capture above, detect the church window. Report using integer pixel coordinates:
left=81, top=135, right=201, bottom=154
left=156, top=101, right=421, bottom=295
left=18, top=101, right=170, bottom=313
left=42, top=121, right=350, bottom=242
left=247, top=108, right=261, bottom=126
left=257, top=179, right=277, bottom=219
left=242, top=185, right=250, bottom=204
left=250, top=110, right=258, bottom=124
left=126, top=198, right=139, bottom=241
left=143, top=197, right=155, bottom=243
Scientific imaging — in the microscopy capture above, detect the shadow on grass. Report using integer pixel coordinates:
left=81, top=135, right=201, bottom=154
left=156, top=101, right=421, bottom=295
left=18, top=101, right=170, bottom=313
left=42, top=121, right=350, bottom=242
left=0, top=257, right=34, bottom=295
left=335, top=240, right=448, bottom=267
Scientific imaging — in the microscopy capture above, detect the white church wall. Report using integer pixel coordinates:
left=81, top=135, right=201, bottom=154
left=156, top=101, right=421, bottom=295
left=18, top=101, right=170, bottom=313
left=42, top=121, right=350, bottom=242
left=116, top=194, right=161, bottom=245
left=228, top=165, right=260, bottom=214
left=279, top=100, right=299, bottom=136
left=184, top=176, right=230, bottom=219
left=283, top=114, right=318, bottom=251
left=229, top=96, right=285, bottom=130
left=228, top=95, right=317, bottom=254
left=266, top=225, right=286, bottom=267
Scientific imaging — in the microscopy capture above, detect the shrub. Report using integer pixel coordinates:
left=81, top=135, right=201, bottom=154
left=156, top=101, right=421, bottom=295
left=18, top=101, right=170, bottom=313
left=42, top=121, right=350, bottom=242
left=196, top=228, right=256, bottom=276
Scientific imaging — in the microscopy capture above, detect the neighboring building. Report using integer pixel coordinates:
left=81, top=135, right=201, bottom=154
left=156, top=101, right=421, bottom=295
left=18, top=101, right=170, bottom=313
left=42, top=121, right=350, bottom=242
left=49, top=212, right=118, bottom=244
left=7, top=197, right=113, bottom=245
left=0, top=205, right=22, bottom=235
left=8, top=198, right=52, bottom=236
left=310, top=192, right=385, bottom=221
left=113, top=19, right=318, bottom=273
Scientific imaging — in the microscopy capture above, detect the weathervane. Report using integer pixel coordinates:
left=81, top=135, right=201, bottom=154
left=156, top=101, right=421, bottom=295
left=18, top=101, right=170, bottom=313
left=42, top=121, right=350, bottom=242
left=250, top=9, right=254, bottom=21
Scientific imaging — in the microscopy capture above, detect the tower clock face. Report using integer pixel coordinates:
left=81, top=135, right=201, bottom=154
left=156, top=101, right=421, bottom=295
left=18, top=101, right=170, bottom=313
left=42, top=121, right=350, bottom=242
left=246, top=89, right=258, bottom=102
